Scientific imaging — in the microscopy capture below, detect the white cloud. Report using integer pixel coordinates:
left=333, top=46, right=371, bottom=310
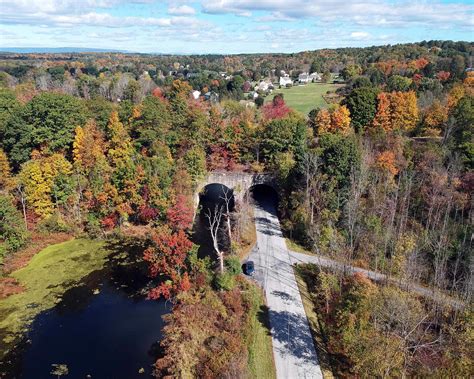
left=168, top=5, right=196, bottom=16
left=202, top=0, right=474, bottom=29
left=350, top=31, right=371, bottom=40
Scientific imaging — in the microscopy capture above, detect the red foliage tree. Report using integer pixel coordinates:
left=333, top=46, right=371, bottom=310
left=436, top=71, right=451, bottom=82
left=262, top=95, right=291, bottom=120
left=144, top=227, right=194, bottom=299
left=166, top=195, right=194, bottom=231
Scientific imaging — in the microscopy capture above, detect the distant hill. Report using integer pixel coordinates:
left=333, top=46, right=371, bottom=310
left=0, top=47, right=134, bottom=54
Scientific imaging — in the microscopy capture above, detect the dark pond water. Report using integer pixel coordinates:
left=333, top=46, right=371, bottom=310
left=0, top=241, right=170, bottom=379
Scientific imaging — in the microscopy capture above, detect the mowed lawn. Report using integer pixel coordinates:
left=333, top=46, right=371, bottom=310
left=265, top=82, right=343, bottom=115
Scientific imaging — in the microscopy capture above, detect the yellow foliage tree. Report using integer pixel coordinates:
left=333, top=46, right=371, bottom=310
left=0, top=148, right=13, bottom=191
left=372, top=92, right=391, bottom=131
left=373, top=91, right=418, bottom=132
left=423, top=100, right=448, bottom=136
left=331, top=105, right=351, bottom=134
left=390, top=91, right=418, bottom=131
left=447, top=84, right=465, bottom=111
left=316, top=105, right=352, bottom=135
left=315, top=109, right=332, bottom=134
left=73, top=120, right=107, bottom=173
left=107, top=111, right=133, bottom=166
left=19, top=153, right=72, bottom=218
left=376, top=150, right=399, bottom=177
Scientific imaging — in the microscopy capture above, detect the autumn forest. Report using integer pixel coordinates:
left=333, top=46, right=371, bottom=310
left=0, top=40, right=473, bottom=378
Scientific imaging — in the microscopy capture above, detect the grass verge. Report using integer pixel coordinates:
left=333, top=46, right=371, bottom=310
left=238, top=206, right=257, bottom=261
left=294, top=265, right=335, bottom=378
left=0, top=238, right=111, bottom=357
left=285, top=238, right=313, bottom=255
left=245, top=283, right=276, bottom=379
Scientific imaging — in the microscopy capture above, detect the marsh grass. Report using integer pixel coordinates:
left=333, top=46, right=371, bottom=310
left=0, top=239, right=110, bottom=357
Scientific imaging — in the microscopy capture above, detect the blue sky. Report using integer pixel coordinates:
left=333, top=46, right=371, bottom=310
left=0, top=0, right=473, bottom=54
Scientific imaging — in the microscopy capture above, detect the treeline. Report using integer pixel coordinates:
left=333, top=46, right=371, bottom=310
left=0, top=41, right=471, bottom=105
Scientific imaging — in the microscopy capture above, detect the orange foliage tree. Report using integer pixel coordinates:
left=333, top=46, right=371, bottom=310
left=316, top=105, right=352, bottom=135
left=372, top=91, right=418, bottom=132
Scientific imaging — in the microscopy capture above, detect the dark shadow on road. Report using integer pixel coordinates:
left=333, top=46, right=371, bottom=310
left=268, top=310, right=319, bottom=364
left=270, top=290, right=295, bottom=303
left=257, top=305, right=272, bottom=336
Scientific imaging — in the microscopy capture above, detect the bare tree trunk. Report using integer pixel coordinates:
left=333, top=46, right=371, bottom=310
left=205, top=205, right=225, bottom=273
left=220, top=185, right=233, bottom=243
left=16, top=184, right=28, bottom=230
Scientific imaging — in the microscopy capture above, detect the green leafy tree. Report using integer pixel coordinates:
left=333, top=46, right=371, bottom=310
left=387, top=75, right=412, bottom=92
left=318, top=133, right=360, bottom=190
left=343, top=87, right=379, bottom=132
left=132, top=96, right=170, bottom=151
left=2, top=93, right=86, bottom=167
left=261, top=114, right=307, bottom=167
left=0, top=194, right=28, bottom=259
left=451, top=95, right=473, bottom=169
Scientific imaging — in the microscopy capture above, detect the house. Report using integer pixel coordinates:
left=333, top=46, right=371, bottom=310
left=279, top=75, right=293, bottom=86
left=255, top=79, right=273, bottom=92
left=298, top=72, right=310, bottom=84
left=309, top=72, right=321, bottom=82
left=248, top=91, right=259, bottom=99
left=192, top=90, right=201, bottom=100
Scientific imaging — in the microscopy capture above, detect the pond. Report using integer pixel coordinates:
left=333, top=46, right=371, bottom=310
left=0, top=241, right=170, bottom=378
left=0, top=183, right=270, bottom=378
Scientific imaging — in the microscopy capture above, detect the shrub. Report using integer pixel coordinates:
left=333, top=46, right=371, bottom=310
left=37, top=212, right=70, bottom=233
left=214, top=272, right=236, bottom=291
left=0, top=194, right=29, bottom=259
left=225, top=256, right=242, bottom=276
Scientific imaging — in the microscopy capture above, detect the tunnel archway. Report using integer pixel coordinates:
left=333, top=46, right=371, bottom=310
left=192, top=183, right=235, bottom=261
left=247, top=184, right=279, bottom=212
left=199, top=183, right=235, bottom=213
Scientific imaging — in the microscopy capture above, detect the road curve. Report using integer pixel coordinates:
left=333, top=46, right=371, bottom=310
left=249, top=198, right=323, bottom=379
left=289, top=251, right=465, bottom=309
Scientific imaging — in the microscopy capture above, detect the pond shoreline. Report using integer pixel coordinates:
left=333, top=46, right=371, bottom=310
left=0, top=237, right=168, bottom=379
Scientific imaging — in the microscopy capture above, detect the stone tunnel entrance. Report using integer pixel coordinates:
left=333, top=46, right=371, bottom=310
left=192, top=183, right=235, bottom=261
left=247, top=184, right=279, bottom=211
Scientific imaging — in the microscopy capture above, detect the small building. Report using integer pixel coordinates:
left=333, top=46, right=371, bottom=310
left=279, top=75, right=293, bottom=86
left=255, top=79, right=273, bottom=92
left=309, top=72, right=321, bottom=82
left=204, top=91, right=219, bottom=103
left=192, top=90, right=201, bottom=100
left=298, top=72, right=310, bottom=84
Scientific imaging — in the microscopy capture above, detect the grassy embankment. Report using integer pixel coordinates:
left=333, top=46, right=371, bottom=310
left=0, top=239, right=110, bottom=357
left=265, top=82, right=344, bottom=115
left=245, top=283, right=276, bottom=379
left=294, top=266, right=335, bottom=378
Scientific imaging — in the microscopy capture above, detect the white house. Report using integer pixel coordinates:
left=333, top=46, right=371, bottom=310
left=255, top=79, right=273, bottom=92
left=279, top=75, right=293, bottom=86
left=309, top=72, right=322, bottom=81
left=192, top=90, right=201, bottom=100
left=298, top=72, right=310, bottom=84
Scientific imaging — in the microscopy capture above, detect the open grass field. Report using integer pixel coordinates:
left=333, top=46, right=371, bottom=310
left=265, top=82, right=344, bottom=115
